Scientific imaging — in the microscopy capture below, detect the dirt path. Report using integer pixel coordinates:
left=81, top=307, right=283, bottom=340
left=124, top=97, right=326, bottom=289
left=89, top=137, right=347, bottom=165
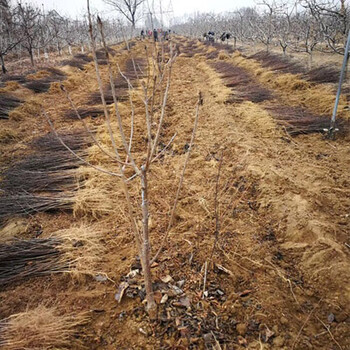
left=0, top=37, right=349, bottom=349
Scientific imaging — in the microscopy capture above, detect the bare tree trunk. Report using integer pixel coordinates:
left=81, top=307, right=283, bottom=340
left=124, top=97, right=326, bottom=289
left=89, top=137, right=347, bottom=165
left=0, top=54, right=7, bottom=74
left=282, top=46, right=287, bottom=57
left=29, top=48, right=34, bottom=66
left=308, top=51, right=313, bottom=69
left=140, top=165, right=157, bottom=319
left=57, top=42, right=62, bottom=56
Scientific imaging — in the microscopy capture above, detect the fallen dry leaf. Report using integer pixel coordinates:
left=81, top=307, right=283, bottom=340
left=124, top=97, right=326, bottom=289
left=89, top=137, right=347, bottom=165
left=115, top=282, right=129, bottom=303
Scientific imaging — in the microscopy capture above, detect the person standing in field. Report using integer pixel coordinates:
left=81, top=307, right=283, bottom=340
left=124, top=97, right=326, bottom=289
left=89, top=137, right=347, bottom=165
left=153, top=29, right=158, bottom=42
left=163, top=30, right=169, bottom=41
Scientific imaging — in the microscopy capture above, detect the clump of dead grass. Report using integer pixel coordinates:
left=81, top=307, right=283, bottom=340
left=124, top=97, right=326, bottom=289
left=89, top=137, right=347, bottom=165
left=206, top=46, right=217, bottom=54
left=23, top=68, right=66, bottom=93
left=0, top=224, right=103, bottom=285
left=197, top=61, right=231, bottom=103
left=54, top=224, right=104, bottom=276
left=73, top=167, right=123, bottom=219
left=9, top=98, right=41, bottom=121
left=218, top=51, right=230, bottom=60
left=1, top=81, right=21, bottom=92
left=0, top=218, right=28, bottom=244
left=234, top=101, right=280, bottom=138
left=49, top=81, right=62, bottom=94
left=0, top=305, right=87, bottom=350
left=26, top=70, right=52, bottom=80
left=272, top=73, right=311, bottom=91
left=0, top=128, right=19, bottom=144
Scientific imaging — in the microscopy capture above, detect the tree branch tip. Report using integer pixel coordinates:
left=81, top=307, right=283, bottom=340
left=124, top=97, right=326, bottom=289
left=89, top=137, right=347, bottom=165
left=198, top=92, right=203, bottom=105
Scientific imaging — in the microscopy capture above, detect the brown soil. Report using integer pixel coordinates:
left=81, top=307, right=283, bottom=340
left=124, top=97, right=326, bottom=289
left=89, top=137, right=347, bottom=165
left=0, top=37, right=349, bottom=349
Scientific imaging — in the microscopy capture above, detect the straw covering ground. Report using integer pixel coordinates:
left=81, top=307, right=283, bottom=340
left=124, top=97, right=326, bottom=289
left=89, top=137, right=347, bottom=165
left=0, top=36, right=349, bottom=349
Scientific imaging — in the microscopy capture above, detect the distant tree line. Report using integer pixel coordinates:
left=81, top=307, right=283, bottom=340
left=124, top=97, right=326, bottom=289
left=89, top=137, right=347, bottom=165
left=0, top=0, right=130, bottom=74
left=1, top=0, right=349, bottom=74
left=171, top=0, right=349, bottom=59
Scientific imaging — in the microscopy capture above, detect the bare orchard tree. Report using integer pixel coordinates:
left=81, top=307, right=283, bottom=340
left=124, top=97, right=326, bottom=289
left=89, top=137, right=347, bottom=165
left=17, top=2, right=45, bottom=66
left=250, top=1, right=280, bottom=52
left=103, top=0, right=145, bottom=28
left=293, top=9, right=321, bottom=67
left=61, top=18, right=77, bottom=56
left=46, top=10, right=66, bottom=56
left=0, top=0, right=21, bottom=74
left=235, top=7, right=258, bottom=44
left=301, top=0, right=349, bottom=54
left=72, top=18, right=90, bottom=53
left=276, top=1, right=296, bottom=56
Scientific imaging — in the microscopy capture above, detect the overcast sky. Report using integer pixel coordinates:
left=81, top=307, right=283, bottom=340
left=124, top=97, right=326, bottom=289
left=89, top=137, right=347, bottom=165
left=29, top=0, right=256, bottom=19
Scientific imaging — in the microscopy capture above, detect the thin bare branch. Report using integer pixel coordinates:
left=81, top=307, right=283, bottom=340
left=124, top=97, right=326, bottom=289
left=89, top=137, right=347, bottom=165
left=43, top=110, right=121, bottom=177
left=151, top=92, right=203, bottom=264
left=60, top=84, right=130, bottom=166
left=148, top=58, right=174, bottom=166
left=151, top=133, right=177, bottom=163
left=210, top=150, right=224, bottom=260
left=97, top=16, right=139, bottom=174
left=87, top=0, right=122, bottom=164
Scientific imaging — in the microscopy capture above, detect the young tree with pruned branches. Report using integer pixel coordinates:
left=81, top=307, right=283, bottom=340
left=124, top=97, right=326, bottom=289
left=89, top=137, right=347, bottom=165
left=44, top=0, right=201, bottom=319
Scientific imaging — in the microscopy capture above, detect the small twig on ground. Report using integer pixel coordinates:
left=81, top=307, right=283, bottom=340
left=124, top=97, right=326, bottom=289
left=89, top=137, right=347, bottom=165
left=211, top=331, right=222, bottom=350
left=151, top=133, right=177, bottom=163
left=264, top=258, right=301, bottom=308
left=202, top=260, right=208, bottom=298
left=292, top=299, right=322, bottom=350
left=210, top=150, right=224, bottom=261
left=316, top=316, right=343, bottom=350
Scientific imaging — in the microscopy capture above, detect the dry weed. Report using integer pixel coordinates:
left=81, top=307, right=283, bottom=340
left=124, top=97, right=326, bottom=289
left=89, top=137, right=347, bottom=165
left=235, top=101, right=280, bottom=138
left=0, top=128, right=19, bottom=144
left=197, top=61, right=231, bottom=103
left=26, top=70, right=52, bottom=80
left=0, top=305, right=87, bottom=350
left=0, top=81, right=21, bottom=92
left=54, top=224, right=104, bottom=276
left=0, top=218, right=29, bottom=244
left=218, top=51, right=230, bottom=60
left=9, top=98, right=41, bottom=121
left=73, top=168, right=123, bottom=218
